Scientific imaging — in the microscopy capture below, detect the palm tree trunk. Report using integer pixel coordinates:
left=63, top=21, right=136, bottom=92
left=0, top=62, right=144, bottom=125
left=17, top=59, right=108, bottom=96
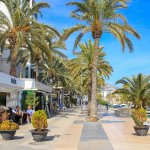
left=10, top=47, right=17, bottom=77
left=36, top=61, right=39, bottom=81
left=90, top=37, right=99, bottom=120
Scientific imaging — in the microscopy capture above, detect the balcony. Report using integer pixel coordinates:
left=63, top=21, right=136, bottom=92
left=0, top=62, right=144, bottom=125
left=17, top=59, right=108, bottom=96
left=23, top=78, right=52, bottom=93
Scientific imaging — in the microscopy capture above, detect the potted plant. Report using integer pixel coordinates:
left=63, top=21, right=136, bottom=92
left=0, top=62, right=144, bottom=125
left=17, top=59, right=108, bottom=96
left=131, top=108, right=149, bottom=136
left=0, top=106, right=9, bottom=123
left=115, top=74, right=150, bottom=136
left=0, top=120, right=19, bottom=140
left=30, top=110, right=48, bottom=142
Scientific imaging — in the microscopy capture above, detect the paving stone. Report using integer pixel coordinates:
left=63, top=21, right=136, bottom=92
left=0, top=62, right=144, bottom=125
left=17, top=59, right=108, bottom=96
left=78, top=122, right=114, bottom=150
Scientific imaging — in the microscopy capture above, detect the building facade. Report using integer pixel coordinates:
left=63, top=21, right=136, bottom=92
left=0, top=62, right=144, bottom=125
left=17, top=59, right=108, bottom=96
left=101, top=83, right=120, bottom=104
left=0, top=1, right=52, bottom=110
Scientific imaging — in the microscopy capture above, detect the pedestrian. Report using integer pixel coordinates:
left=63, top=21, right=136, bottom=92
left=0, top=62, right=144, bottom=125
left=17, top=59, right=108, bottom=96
left=106, top=102, right=109, bottom=110
left=26, top=105, right=35, bottom=123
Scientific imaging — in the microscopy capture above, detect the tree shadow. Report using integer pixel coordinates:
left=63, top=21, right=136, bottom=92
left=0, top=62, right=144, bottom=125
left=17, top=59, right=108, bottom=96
left=101, top=120, right=126, bottom=124
left=45, top=136, right=55, bottom=141
left=57, top=115, right=69, bottom=118
left=132, top=133, right=150, bottom=136
left=45, top=135, right=61, bottom=141
left=13, top=136, right=24, bottom=140
left=98, top=112, right=115, bottom=119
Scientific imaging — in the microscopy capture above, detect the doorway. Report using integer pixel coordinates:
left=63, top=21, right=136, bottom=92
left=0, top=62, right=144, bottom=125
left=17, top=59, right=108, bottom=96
left=0, top=93, right=7, bottom=106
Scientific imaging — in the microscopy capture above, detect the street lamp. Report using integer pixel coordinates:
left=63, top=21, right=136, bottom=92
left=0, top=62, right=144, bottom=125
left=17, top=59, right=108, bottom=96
left=73, top=52, right=83, bottom=112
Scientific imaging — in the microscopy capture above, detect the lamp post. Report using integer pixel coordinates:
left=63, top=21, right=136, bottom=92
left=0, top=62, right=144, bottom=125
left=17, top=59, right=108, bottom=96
left=73, top=52, right=83, bottom=112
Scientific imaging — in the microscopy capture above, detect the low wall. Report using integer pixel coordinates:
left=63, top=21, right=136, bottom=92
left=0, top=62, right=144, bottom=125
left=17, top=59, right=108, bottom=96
left=114, top=108, right=131, bottom=117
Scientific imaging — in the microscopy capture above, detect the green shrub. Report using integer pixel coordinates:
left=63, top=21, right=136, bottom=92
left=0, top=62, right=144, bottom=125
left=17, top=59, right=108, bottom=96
left=31, top=110, right=48, bottom=131
left=70, top=98, right=77, bottom=105
left=131, top=108, right=147, bottom=127
left=25, top=92, right=39, bottom=110
left=0, top=120, right=19, bottom=131
left=99, top=100, right=107, bottom=106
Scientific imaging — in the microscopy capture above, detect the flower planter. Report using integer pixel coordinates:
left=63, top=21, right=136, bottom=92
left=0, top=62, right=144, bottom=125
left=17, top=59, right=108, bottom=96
left=0, top=130, right=16, bottom=140
left=134, top=125, right=149, bottom=136
left=30, top=129, right=49, bottom=142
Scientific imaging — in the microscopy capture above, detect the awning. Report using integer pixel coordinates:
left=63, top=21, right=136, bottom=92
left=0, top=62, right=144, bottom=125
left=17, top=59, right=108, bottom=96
left=0, top=83, right=21, bottom=92
left=0, top=72, right=24, bottom=93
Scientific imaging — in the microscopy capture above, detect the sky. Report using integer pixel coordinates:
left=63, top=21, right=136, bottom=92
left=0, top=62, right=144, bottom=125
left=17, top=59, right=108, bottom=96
left=36, top=0, right=150, bottom=86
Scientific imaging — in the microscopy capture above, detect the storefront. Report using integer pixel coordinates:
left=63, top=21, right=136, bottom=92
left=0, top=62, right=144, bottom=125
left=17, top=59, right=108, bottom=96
left=0, top=73, right=52, bottom=111
left=0, top=72, right=24, bottom=108
left=22, top=78, right=52, bottom=110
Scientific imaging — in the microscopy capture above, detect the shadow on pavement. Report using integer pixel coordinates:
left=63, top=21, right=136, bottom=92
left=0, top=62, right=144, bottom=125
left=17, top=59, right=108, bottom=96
left=98, top=110, right=131, bottom=119
left=101, top=120, right=126, bottom=124
left=45, top=136, right=55, bottom=141
left=132, top=133, right=150, bottom=136
left=13, top=136, right=24, bottom=140
left=98, top=112, right=115, bottom=119
left=45, top=135, right=61, bottom=141
left=57, top=115, right=69, bottom=118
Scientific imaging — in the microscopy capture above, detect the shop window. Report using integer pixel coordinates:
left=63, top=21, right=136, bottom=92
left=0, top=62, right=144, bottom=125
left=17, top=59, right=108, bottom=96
left=0, top=93, right=7, bottom=106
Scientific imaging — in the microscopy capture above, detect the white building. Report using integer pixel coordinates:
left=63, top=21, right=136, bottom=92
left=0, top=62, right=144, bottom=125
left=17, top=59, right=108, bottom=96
left=0, top=1, right=52, bottom=109
left=0, top=72, right=52, bottom=108
left=101, top=83, right=117, bottom=100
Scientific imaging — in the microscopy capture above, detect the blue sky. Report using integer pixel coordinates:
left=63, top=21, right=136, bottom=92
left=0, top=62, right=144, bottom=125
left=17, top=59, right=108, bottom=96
left=36, top=0, right=150, bottom=85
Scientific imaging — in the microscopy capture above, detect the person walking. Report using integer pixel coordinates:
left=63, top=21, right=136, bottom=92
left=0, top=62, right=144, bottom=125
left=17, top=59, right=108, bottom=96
left=106, top=102, right=109, bottom=110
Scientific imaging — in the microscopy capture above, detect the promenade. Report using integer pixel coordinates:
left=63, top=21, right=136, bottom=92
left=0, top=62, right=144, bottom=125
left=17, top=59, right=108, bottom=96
left=0, top=107, right=150, bottom=150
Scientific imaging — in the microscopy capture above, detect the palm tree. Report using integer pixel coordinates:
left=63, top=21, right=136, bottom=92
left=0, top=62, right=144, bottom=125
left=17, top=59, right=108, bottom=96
left=115, top=73, right=150, bottom=109
left=0, top=0, right=54, bottom=76
left=17, top=33, right=66, bottom=81
left=67, top=40, right=112, bottom=115
left=61, top=0, right=140, bottom=119
left=42, top=56, right=69, bottom=86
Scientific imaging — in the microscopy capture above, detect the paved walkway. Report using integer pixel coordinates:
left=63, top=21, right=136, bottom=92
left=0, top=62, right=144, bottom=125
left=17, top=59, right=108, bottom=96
left=100, top=109, right=150, bottom=150
left=0, top=107, right=84, bottom=150
left=1, top=107, right=150, bottom=150
left=78, top=122, right=113, bottom=150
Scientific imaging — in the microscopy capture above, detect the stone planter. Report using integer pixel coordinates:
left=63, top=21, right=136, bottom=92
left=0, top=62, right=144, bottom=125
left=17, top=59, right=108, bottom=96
left=134, top=125, right=149, bottom=136
left=30, top=129, right=49, bottom=142
left=0, top=130, right=16, bottom=140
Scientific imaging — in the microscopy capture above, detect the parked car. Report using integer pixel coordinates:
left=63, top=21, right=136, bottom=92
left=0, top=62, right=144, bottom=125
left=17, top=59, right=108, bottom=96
left=147, top=108, right=150, bottom=115
left=113, top=104, right=121, bottom=108
left=120, top=104, right=128, bottom=108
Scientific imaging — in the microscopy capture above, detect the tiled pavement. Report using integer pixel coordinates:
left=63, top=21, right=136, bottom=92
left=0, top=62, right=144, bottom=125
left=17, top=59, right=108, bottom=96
left=0, top=107, right=83, bottom=150
left=1, top=107, right=150, bottom=150
left=100, top=109, right=150, bottom=150
left=78, top=122, right=113, bottom=150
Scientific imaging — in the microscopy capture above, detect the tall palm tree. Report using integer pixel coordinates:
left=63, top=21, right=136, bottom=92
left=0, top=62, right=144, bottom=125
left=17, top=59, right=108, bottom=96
left=61, top=0, right=140, bottom=119
left=115, top=73, right=150, bottom=109
left=17, top=33, right=66, bottom=81
left=67, top=40, right=112, bottom=115
left=0, top=0, right=58, bottom=76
